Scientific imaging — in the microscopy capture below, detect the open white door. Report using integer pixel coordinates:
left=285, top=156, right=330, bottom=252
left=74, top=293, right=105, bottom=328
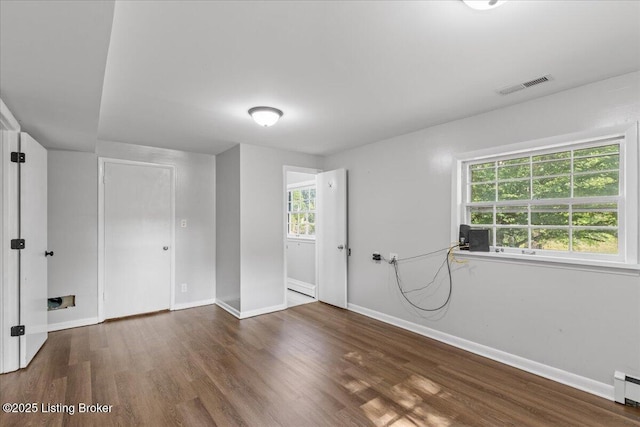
left=316, top=168, right=347, bottom=308
left=19, top=133, right=48, bottom=368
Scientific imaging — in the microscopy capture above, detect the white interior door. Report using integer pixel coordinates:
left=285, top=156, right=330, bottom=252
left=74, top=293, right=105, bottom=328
left=103, top=161, right=173, bottom=320
left=1, top=130, right=20, bottom=373
left=19, top=133, right=48, bottom=368
left=317, top=168, right=347, bottom=308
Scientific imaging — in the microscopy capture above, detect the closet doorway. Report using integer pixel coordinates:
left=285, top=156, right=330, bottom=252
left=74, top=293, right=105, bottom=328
left=98, top=159, right=175, bottom=321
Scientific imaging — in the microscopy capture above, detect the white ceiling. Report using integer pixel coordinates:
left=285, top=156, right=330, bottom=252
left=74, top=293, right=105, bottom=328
left=1, top=1, right=639, bottom=156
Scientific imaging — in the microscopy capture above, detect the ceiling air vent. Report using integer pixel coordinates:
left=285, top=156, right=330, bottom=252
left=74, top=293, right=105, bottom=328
left=497, top=74, right=554, bottom=95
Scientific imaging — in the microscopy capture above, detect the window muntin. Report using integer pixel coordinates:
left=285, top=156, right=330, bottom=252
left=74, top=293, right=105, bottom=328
left=287, top=185, right=316, bottom=239
left=463, top=139, right=623, bottom=259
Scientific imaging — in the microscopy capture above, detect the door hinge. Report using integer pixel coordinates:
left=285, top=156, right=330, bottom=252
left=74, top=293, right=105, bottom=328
left=10, top=325, right=25, bottom=336
left=348, top=248, right=352, bottom=256
left=10, top=152, right=25, bottom=163
left=10, top=239, right=25, bottom=249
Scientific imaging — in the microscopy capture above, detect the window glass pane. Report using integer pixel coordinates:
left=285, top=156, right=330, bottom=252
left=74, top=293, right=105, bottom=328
left=532, top=228, right=569, bottom=251
left=301, top=189, right=309, bottom=200
left=531, top=205, right=569, bottom=225
left=308, top=223, right=315, bottom=235
left=290, top=213, right=300, bottom=234
left=498, top=157, right=528, bottom=166
left=532, top=160, right=570, bottom=177
left=572, top=203, right=617, bottom=227
left=532, top=151, right=570, bottom=162
left=470, top=207, right=493, bottom=224
left=287, top=202, right=292, bottom=212
left=532, top=176, right=570, bottom=199
left=496, top=228, right=528, bottom=248
left=471, top=183, right=495, bottom=202
left=288, top=192, right=292, bottom=202
left=574, top=154, right=618, bottom=173
left=573, top=171, right=619, bottom=197
left=310, top=188, right=316, bottom=199
left=470, top=162, right=495, bottom=183
left=497, top=180, right=530, bottom=201
left=496, top=206, right=527, bottom=225
left=498, top=164, right=530, bottom=180
left=307, top=212, right=315, bottom=225
left=573, top=229, right=618, bottom=254
left=574, top=144, right=619, bottom=157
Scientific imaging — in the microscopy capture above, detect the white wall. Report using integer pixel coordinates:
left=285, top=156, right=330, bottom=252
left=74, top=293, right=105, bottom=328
left=239, top=144, right=322, bottom=314
left=216, top=145, right=241, bottom=310
left=48, top=151, right=98, bottom=326
left=96, top=140, right=216, bottom=307
left=286, top=239, right=315, bottom=285
left=46, top=141, right=216, bottom=329
left=324, top=72, right=640, bottom=390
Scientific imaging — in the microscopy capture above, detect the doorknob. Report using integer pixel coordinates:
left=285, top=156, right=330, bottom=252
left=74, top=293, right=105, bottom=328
left=163, top=246, right=169, bottom=251
left=337, top=244, right=344, bottom=250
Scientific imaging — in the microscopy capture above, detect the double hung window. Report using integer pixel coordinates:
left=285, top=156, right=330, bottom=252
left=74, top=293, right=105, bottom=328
left=458, top=125, right=638, bottom=264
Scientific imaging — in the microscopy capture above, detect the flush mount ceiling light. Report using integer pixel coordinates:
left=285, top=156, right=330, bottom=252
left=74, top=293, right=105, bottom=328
left=248, top=106, right=283, bottom=127
left=462, top=0, right=506, bottom=10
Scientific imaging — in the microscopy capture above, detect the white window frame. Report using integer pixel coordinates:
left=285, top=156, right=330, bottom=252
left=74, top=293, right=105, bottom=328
left=452, top=123, right=639, bottom=269
left=287, top=180, right=316, bottom=240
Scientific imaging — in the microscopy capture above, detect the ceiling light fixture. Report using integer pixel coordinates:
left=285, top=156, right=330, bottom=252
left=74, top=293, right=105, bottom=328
left=248, top=106, right=283, bottom=127
left=462, top=0, right=506, bottom=10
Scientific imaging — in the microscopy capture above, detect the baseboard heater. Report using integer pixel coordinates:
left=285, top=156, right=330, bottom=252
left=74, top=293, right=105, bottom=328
left=614, top=371, right=640, bottom=407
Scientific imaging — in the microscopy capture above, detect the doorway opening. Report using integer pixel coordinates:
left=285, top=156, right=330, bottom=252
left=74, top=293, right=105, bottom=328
left=284, top=167, right=319, bottom=308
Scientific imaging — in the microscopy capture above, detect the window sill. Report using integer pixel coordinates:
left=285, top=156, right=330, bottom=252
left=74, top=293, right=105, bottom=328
left=287, top=236, right=316, bottom=242
left=453, top=249, right=640, bottom=275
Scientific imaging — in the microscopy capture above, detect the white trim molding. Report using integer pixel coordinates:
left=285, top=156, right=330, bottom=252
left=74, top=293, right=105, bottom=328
left=0, top=98, right=20, bottom=131
left=172, top=298, right=216, bottom=311
left=240, top=303, right=287, bottom=319
left=216, top=300, right=241, bottom=318
left=48, top=317, right=99, bottom=332
left=348, top=303, right=614, bottom=401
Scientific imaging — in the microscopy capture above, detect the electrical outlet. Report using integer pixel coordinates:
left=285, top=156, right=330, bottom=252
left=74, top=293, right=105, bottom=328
left=181, top=283, right=187, bottom=293
left=390, top=253, right=398, bottom=262
left=180, top=219, right=187, bottom=228
left=372, top=251, right=381, bottom=261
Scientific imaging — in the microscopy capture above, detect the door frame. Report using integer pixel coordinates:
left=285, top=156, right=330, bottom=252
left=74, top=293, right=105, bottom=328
left=282, top=165, right=321, bottom=306
left=97, top=157, right=176, bottom=322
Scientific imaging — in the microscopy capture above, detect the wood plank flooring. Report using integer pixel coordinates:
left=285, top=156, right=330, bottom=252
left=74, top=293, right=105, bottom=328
left=1, top=302, right=639, bottom=426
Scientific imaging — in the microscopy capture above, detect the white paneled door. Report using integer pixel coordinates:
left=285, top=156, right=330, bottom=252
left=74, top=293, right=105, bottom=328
left=317, top=168, right=347, bottom=308
left=102, top=161, right=173, bottom=320
left=19, top=133, right=48, bottom=368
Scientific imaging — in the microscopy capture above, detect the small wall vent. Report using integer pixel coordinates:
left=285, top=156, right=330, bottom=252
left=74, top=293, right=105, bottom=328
left=498, top=74, right=553, bottom=95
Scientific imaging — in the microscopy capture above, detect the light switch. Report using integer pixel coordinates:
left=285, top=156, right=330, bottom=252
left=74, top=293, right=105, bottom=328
left=180, top=219, right=187, bottom=228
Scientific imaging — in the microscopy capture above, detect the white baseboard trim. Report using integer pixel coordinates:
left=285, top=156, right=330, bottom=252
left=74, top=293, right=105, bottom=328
left=240, top=303, right=287, bottom=319
left=347, top=303, right=614, bottom=401
left=172, top=298, right=216, bottom=311
left=48, top=317, right=98, bottom=332
left=216, top=300, right=241, bottom=318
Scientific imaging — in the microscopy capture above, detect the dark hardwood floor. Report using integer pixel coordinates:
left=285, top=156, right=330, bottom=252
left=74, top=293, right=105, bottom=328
left=1, top=302, right=639, bottom=426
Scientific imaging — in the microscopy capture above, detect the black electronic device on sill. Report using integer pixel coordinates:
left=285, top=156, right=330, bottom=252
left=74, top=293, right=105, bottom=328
left=459, top=224, right=490, bottom=252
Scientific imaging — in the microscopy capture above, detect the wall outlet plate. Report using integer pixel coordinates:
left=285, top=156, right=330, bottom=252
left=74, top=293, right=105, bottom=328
left=181, top=283, right=187, bottom=293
